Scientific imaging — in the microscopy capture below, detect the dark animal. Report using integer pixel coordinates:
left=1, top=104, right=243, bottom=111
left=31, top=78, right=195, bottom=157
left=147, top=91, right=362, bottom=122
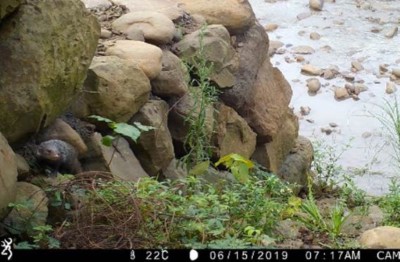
left=36, top=139, right=82, bottom=175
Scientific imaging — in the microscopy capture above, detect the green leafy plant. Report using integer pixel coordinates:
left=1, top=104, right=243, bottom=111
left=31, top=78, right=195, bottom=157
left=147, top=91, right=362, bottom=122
left=89, top=115, right=154, bottom=146
left=379, top=178, right=400, bottom=227
left=372, top=97, right=400, bottom=169
left=58, top=170, right=292, bottom=248
left=181, top=25, right=220, bottom=168
left=215, top=153, right=254, bottom=183
left=295, top=179, right=350, bottom=243
left=312, top=139, right=352, bottom=191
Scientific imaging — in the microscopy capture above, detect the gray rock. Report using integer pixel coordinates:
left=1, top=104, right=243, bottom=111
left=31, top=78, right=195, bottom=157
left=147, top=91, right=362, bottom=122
left=168, top=88, right=215, bottom=146
left=292, top=45, right=315, bottom=54
left=162, top=159, right=188, bottom=180
left=278, top=136, right=313, bottom=192
left=174, top=25, right=238, bottom=88
left=82, top=133, right=149, bottom=181
left=129, top=100, right=175, bottom=176
left=3, top=182, right=48, bottom=234
left=151, top=50, right=189, bottom=98
left=384, top=26, right=398, bottom=38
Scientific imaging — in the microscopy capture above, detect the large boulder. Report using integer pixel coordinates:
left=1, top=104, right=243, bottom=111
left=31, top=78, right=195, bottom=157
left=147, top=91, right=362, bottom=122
left=0, top=0, right=100, bottom=143
left=277, top=136, right=314, bottom=191
left=213, top=103, right=256, bottom=159
left=174, top=25, right=238, bottom=88
left=82, top=56, right=151, bottom=122
left=0, top=0, right=21, bottom=20
left=106, top=40, right=162, bottom=79
left=176, top=0, right=255, bottom=33
left=112, top=11, right=176, bottom=45
left=111, top=0, right=183, bottom=20
left=241, top=58, right=292, bottom=141
left=82, top=133, right=149, bottom=181
left=151, top=50, right=189, bottom=98
left=0, top=133, right=17, bottom=218
left=252, top=110, right=299, bottom=173
left=359, top=226, right=400, bottom=248
left=3, top=182, right=48, bottom=234
left=221, top=24, right=292, bottom=142
left=129, top=100, right=175, bottom=176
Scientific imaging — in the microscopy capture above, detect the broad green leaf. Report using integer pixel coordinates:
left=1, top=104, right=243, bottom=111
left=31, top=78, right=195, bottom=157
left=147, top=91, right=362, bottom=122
left=189, top=161, right=210, bottom=176
left=88, top=115, right=113, bottom=124
left=228, top=153, right=254, bottom=168
left=230, top=164, right=249, bottom=183
left=215, top=153, right=254, bottom=169
left=133, top=121, right=155, bottom=132
left=113, top=123, right=142, bottom=142
left=215, top=154, right=234, bottom=168
left=102, top=135, right=115, bottom=146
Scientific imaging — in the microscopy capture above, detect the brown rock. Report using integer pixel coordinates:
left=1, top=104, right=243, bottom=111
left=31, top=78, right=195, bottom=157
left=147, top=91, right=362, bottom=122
left=307, top=78, right=321, bottom=93
left=386, top=82, right=397, bottom=94
left=213, top=103, right=257, bottom=159
left=334, top=87, right=350, bottom=100
left=252, top=110, right=299, bottom=174
left=359, top=226, right=400, bottom=248
left=301, top=64, right=322, bottom=76
left=83, top=56, right=151, bottom=122
left=351, top=61, right=364, bottom=72
left=0, top=133, right=17, bottom=218
left=106, top=40, right=163, bottom=79
left=177, top=0, right=256, bottom=33
left=0, top=0, right=99, bottom=143
left=310, top=32, right=321, bottom=40
left=112, top=11, right=176, bottom=44
left=392, top=68, right=400, bottom=78
left=111, top=0, right=183, bottom=20
left=309, top=0, right=324, bottom=11
left=264, top=23, right=278, bottom=32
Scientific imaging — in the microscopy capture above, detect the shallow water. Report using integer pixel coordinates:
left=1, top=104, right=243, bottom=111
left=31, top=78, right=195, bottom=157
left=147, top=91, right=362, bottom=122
left=249, top=0, right=400, bottom=195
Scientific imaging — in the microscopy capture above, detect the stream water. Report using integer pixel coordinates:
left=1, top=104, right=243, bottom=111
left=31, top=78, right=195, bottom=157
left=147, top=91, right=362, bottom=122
left=249, top=0, right=400, bottom=195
